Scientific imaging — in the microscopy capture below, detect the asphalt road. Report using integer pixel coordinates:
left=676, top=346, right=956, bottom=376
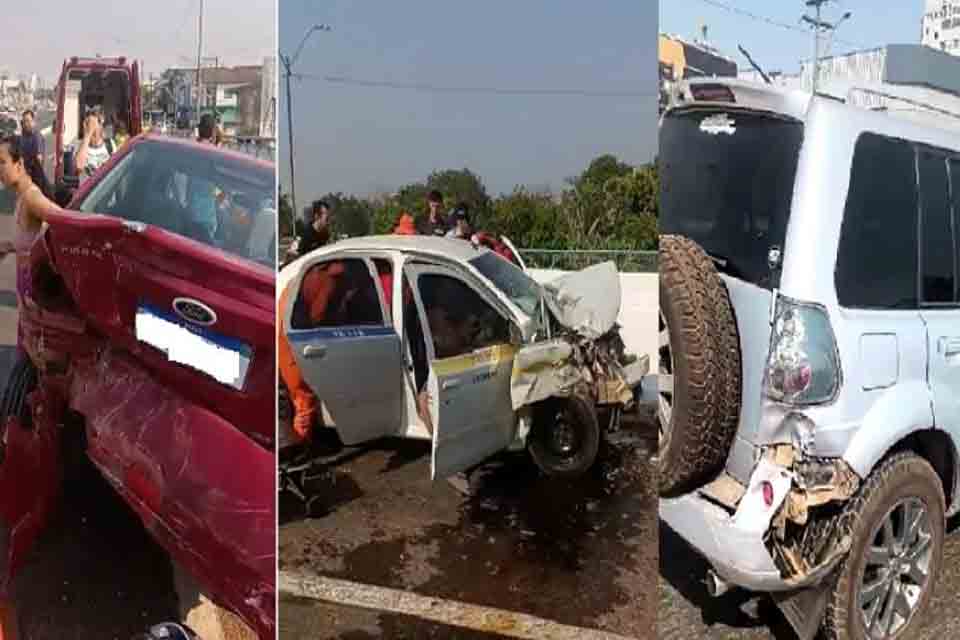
left=279, top=411, right=659, bottom=639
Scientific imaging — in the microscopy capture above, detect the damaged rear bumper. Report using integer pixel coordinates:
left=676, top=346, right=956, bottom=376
left=661, top=449, right=860, bottom=593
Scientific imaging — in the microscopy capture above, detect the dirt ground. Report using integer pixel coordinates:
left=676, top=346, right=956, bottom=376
left=278, top=413, right=658, bottom=639
left=658, top=501, right=960, bottom=639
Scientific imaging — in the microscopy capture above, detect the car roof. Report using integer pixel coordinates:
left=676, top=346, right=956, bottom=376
left=327, top=235, right=489, bottom=262
left=134, top=133, right=274, bottom=170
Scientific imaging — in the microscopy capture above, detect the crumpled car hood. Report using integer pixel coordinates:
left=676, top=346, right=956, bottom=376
left=540, top=262, right=621, bottom=340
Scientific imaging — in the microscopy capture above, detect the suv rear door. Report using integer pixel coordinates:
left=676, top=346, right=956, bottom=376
left=285, top=254, right=403, bottom=444
left=920, top=152, right=960, bottom=433
left=404, top=263, right=517, bottom=478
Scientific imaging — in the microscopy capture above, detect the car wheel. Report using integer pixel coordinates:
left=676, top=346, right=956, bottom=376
left=822, top=452, right=944, bottom=640
left=0, top=355, right=38, bottom=430
left=528, top=394, right=600, bottom=479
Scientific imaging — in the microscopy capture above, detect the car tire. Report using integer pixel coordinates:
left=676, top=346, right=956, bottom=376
left=0, top=355, right=37, bottom=428
left=658, top=234, right=741, bottom=496
left=528, top=394, right=600, bottom=479
left=821, top=452, right=944, bottom=640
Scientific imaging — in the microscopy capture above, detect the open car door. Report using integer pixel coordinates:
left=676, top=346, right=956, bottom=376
left=404, top=264, right=518, bottom=479
left=285, top=255, right=403, bottom=445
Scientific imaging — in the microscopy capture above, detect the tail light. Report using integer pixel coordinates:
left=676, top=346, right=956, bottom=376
left=763, top=296, right=841, bottom=405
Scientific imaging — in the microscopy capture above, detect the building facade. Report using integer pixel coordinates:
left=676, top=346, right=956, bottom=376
left=922, top=0, right=960, bottom=54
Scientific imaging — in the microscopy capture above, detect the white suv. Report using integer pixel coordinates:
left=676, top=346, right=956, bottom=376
left=658, top=78, right=960, bottom=640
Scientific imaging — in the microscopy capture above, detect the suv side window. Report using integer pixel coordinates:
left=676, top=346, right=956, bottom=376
left=919, top=151, right=956, bottom=304
left=291, top=258, right=385, bottom=329
left=836, top=133, right=919, bottom=309
left=417, top=274, right=510, bottom=360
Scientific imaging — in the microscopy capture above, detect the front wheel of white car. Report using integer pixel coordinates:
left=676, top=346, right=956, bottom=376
left=528, top=394, right=600, bottom=479
left=823, top=452, right=944, bottom=640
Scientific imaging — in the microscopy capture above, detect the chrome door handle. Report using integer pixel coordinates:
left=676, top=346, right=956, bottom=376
left=441, top=378, right=461, bottom=391
left=303, top=344, right=327, bottom=359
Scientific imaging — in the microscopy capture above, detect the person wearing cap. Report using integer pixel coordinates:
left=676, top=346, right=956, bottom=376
left=73, top=106, right=116, bottom=180
left=445, top=202, right=472, bottom=240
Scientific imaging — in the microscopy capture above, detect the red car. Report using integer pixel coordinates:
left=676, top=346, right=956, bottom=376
left=0, top=134, right=276, bottom=637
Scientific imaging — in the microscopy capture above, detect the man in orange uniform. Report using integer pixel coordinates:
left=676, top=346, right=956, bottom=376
left=278, top=261, right=346, bottom=441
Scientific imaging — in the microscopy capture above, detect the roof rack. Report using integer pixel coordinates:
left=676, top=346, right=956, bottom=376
left=847, top=86, right=960, bottom=122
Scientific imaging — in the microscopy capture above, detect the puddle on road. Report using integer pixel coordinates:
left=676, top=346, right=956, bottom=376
left=328, top=435, right=658, bottom=634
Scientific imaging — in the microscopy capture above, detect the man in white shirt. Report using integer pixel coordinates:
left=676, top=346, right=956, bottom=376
left=73, top=107, right=115, bottom=180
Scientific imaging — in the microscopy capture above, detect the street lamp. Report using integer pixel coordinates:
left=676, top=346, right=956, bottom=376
left=281, top=23, right=331, bottom=220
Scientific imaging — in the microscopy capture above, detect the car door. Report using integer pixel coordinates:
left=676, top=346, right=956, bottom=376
left=922, top=155, right=960, bottom=435
left=405, top=263, right=518, bottom=479
left=285, top=254, right=403, bottom=445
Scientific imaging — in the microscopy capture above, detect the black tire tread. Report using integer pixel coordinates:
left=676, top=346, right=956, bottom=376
left=822, top=452, right=945, bottom=640
left=658, top=235, right=742, bottom=495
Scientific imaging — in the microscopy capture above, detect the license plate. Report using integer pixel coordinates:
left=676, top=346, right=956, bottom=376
left=135, top=304, right=251, bottom=390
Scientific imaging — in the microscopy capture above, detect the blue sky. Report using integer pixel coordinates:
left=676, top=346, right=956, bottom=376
left=2, top=0, right=274, bottom=86
left=661, top=0, right=924, bottom=75
left=279, top=1, right=658, bottom=200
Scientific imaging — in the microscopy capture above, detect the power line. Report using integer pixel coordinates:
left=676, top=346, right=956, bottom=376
left=687, top=0, right=865, bottom=49
left=293, top=73, right=654, bottom=98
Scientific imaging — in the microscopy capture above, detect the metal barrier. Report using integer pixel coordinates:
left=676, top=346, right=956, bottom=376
left=519, top=249, right=658, bottom=273
left=277, top=239, right=658, bottom=273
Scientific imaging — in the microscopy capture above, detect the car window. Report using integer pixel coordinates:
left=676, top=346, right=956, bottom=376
left=290, top=258, right=385, bottom=330
left=469, top=252, right=540, bottom=317
left=919, top=150, right=956, bottom=304
left=417, top=273, right=510, bottom=360
left=77, top=139, right=276, bottom=268
left=836, top=133, right=919, bottom=309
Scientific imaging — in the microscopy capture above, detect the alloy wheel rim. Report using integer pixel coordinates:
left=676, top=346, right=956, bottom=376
left=858, top=496, right=933, bottom=638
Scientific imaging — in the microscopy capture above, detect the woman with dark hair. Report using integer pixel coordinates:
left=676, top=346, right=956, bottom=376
left=0, top=136, right=58, bottom=352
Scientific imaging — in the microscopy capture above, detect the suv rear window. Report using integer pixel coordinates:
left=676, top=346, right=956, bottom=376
left=659, top=109, right=804, bottom=289
left=835, top=133, right=920, bottom=309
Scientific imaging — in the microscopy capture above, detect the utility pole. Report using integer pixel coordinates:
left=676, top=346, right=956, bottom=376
left=195, top=0, right=204, bottom=124
left=281, top=23, right=330, bottom=220
left=802, top=0, right=851, bottom=95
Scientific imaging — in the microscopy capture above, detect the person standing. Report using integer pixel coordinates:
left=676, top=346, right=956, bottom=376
left=19, top=110, right=49, bottom=196
left=298, top=200, right=333, bottom=255
left=445, top=203, right=472, bottom=239
left=73, top=107, right=115, bottom=180
left=416, top=190, right=448, bottom=236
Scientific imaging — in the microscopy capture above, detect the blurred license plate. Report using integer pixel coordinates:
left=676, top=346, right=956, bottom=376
left=135, top=304, right=251, bottom=390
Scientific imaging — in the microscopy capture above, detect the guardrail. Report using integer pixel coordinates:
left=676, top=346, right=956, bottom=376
left=520, top=249, right=658, bottom=273
left=277, top=238, right=658, bottom=273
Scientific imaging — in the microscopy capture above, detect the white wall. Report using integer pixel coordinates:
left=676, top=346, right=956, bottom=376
left=529, top=269, right=658, bottom=368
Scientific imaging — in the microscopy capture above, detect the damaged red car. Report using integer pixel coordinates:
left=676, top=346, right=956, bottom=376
left=0, top=134, right=276, bottom=637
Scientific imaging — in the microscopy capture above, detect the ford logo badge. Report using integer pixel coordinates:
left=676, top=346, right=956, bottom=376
left=173, top=298, right=217, bottom=326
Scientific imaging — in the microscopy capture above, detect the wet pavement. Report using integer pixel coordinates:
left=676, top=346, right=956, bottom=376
left=278, top=414, right=658, bottom=639
left=658, top=506, right=960, bottom=639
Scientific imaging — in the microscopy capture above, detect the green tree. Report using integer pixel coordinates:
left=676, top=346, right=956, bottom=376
left=322, top=192, right=374, bottom=238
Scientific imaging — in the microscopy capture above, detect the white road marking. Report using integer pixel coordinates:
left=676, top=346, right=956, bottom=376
left=278, top=571, right=634, bottom=639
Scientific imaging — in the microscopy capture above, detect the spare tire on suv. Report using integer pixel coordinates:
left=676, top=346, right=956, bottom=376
left=658, top=235, right=741, bottom=496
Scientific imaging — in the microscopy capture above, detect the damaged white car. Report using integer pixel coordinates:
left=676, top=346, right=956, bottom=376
left=659, top=77, right=960, bottom=640
left=278, top=235, right=647, bottom=480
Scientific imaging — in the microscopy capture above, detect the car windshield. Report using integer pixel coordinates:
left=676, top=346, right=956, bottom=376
left=77, top=139, right=276, bottom=268
left=659, top=108, right=804, bottom=289
left=469, top=251, right=541, bottom=317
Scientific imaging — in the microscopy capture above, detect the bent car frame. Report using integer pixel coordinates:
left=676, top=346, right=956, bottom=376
left=659, top=77, right=960, bottom=640
left=0, top=134, right=276, bottom=637
left=279, top=235, right=648, bottom=484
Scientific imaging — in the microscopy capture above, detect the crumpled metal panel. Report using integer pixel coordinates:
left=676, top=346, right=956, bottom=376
left=70, top=349, right=275, bottom=639
left=542, top=262, right=621, bottom=340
